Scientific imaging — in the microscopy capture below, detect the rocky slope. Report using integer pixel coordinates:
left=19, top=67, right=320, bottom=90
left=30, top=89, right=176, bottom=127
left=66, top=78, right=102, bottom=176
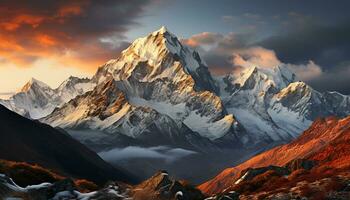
left=199, top=115, right=350, bottom=197
left=0, top=170, right=204, bottom=200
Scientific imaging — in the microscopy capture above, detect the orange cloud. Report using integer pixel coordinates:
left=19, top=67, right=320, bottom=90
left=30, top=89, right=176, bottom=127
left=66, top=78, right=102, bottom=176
left=232, top=47, right=280, bottom=69
left=57, top=5, right=84, bottom=17
left=1, top=14, right=45, bottom=31
left=182, top=32, right=222, bottom=48
left=35, top=34, right=57, bottom=46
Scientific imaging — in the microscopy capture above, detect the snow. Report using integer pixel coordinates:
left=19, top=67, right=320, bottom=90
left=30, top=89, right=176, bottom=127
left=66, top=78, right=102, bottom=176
left=1, top=173, right=52, bottom=193
left=235, top=171, right=249, bottom=184
left=175, top=191, right=183, bottom=197
left=129, top=97, right=233, bottom=140
left=1, top=173, right=128, bottom=200
left=208, top=115, right=235, bottom=138
left=228, top=108, right=283, bottom=141
left=0, top=93, right=14, bottom=100
left=50, top=104, right=89, bottom=127
left=91, top=104, right=131, bottom=130
left=104, top=26, right=203, bottom=83
left=183, top=111, right=233, bottom=140
left=129, top=97, right=187, bottom=121
left=51, top=190, right=98, bottom=200
left=0, top=76, right=96, bottom=119
left=234, top=66, right=294, bottom=91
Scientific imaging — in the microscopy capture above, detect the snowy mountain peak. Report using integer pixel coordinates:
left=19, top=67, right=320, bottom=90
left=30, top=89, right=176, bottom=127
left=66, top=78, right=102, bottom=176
left=121, top=26, right=199, bottom=71
left=233, top=65, right=295, bottom=91
left=234, top=66, right=258, bottom=86
left=275, top=81, right=311, bottom=99
left=95, top=27, right=217, bottom=92
left=20, top=78, right=51, bottom=93
left=152, top=26, right=171, bottom=35
left=273, top=65, right=296, bottom=88
left=57, top=76, right=90, bottom=90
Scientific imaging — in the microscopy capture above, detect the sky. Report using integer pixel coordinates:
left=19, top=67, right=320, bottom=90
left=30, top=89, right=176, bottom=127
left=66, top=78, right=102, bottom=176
left=1, top=0, right=350, bottom=94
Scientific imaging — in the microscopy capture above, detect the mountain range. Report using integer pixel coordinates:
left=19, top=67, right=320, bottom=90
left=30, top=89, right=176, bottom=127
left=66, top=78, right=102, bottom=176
left=1, top=26, right=350, bottom=182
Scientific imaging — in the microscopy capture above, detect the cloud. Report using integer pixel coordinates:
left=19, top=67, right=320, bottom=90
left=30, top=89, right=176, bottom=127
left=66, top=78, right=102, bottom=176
left=98, top=146, right=197, bottom=164
left=182, top=31, right=323, bottom=81
left=182, top=31, right=254, bottom=74
left=231, top=46, right=322, bottom=81
left=232, top=47, right=280, bottom=69
left=258, top=15, right=350, bottom=68
left=285, top=61, right=322, bottom=81
left=0, top=0, right=153, bottom=71
left=181, top=32, right=222, bottom=48
left=180, top=10, right=350, bottom=94
left=308, top=63, right=350, bottom=94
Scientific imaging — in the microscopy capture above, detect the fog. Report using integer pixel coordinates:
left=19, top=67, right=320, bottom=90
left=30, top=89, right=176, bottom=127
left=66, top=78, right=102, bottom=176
left=98, top=146, right=197, bottom=163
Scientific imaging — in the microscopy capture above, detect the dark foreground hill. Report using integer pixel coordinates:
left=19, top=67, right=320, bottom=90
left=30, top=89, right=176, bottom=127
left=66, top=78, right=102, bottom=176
left=0, top=105, right=136, bottom=185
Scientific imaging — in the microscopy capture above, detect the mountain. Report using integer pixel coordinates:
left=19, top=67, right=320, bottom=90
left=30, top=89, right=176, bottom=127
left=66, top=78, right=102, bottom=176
left=199, top=115, right=350, bottom=197
left=218, top=65, right=350, bottom=145
left=38, top=27, right=350, bottom=148
left=0, top=104, right=136, bottom=185
left=2, top=27, right=350, bottom=147
left=0, top=76, right=95, bottom=119
left=41, top=26, right=238, bottom=145
left=42, top=78, right=218, bottom=152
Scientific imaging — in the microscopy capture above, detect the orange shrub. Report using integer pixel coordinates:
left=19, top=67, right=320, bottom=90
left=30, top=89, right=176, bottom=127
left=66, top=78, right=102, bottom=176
left=0, top=160, right=63, bottom=187
left=75, top=179, right=99, bottom=192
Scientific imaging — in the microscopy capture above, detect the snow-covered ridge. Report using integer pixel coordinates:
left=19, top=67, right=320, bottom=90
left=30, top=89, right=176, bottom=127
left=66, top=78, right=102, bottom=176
left=218, top=65, right=350, bottom=144
left=0, top=76, right=96, bottom=119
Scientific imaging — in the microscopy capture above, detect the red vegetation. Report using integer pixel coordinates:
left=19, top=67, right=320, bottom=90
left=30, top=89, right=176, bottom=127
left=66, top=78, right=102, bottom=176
left=0, top=159, right=99, bottom=192
left=199, top=116, right=350, bottom=196
left=74, top=179, right=99, bottom=193
left=0, top=159, right=64, bottom=187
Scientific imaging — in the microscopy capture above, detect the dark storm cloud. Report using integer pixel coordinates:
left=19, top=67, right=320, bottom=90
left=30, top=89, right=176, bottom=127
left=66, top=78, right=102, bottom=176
left=255, top=13, right=350, bottom=93
left=182, top=1, right=350, bottom=93
left=182, top=32, right=255, bottom=74
left=259, top=21, right=350, bottom=68
left=307, top=63, right=350, bottom=94
left=0, top=0, right=152, bottom=70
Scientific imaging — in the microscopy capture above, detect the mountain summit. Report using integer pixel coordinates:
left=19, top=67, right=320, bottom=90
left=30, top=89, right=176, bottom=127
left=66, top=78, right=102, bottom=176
left=93, top=26, right=218, bottom=92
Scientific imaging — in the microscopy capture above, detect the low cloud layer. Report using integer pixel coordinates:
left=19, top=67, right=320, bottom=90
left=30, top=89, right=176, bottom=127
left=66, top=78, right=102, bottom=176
left=98, top=146, right=197, bottom=163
